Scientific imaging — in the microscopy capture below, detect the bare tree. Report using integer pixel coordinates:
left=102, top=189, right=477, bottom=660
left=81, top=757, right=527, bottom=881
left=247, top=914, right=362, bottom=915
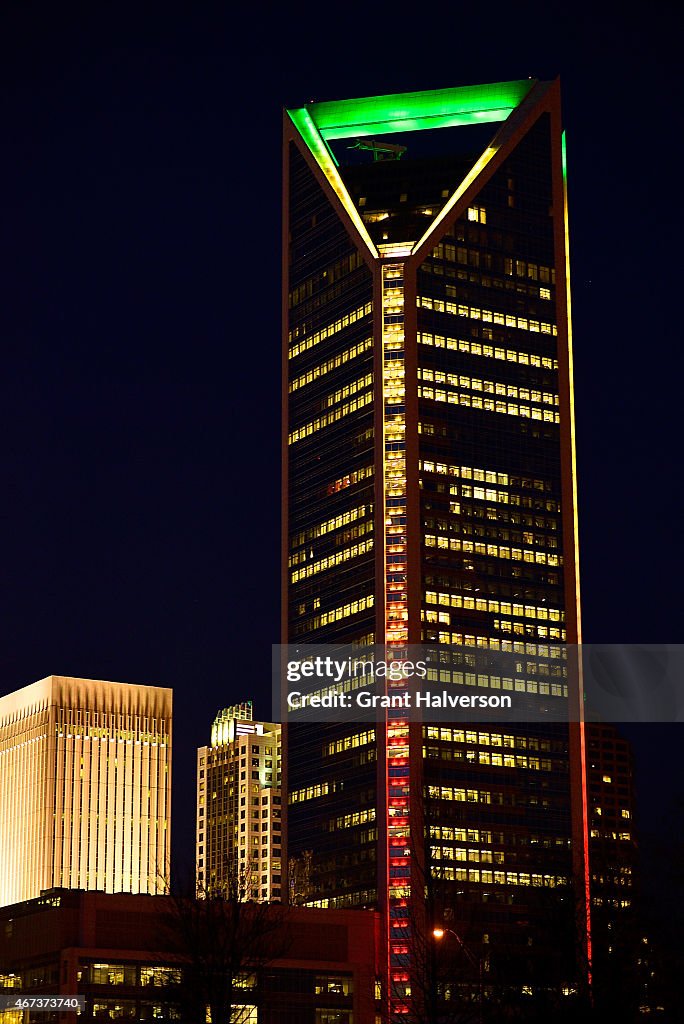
left=288, top=849, right=313, bottom=906
left=162, top=859, right=290, bottom=1024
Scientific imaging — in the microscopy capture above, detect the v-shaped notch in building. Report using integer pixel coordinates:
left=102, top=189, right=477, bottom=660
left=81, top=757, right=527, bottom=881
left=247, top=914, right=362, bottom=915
left=286, top=78, right=558, bottom=263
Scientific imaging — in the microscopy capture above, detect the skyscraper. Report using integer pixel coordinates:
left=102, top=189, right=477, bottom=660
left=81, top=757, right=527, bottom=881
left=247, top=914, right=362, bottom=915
left=282, top=80, right=588, bottom=1012
left=0, top=675, right=172, bottom=907
left=196, top=702, right=282, bottom=901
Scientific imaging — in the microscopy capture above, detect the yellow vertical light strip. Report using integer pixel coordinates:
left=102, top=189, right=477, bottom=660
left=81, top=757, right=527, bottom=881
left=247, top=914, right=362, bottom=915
left=562, top=132, right=582, bottom=638
left=382, top=264, right=408, bottom=647
left=563, top=131, right=592, bottom=981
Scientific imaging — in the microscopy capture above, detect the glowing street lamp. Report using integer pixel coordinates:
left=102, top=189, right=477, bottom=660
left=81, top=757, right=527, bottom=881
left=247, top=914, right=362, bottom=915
left=433, top=926, right=484, bottom=1024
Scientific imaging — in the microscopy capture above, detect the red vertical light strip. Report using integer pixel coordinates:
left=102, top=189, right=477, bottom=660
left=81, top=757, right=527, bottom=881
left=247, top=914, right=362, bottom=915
left=381, top=262, right=412, bottom=1017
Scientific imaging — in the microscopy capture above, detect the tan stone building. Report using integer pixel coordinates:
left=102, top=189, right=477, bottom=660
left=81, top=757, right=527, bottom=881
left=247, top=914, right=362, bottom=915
left=0, top=676, right=172, bottom=907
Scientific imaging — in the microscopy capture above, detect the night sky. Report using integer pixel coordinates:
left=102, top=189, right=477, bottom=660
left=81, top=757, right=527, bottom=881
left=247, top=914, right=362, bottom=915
left=1, top=4, right=681, bottom=871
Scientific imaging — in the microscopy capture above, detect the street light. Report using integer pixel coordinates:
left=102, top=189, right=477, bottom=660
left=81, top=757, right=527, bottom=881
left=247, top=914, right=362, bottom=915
left=433, top=926, right=484, bottom=1024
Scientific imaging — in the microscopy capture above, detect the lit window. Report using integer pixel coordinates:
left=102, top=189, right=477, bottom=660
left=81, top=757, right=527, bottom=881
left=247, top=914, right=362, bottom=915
left=467, top=205, right=486, bottom=224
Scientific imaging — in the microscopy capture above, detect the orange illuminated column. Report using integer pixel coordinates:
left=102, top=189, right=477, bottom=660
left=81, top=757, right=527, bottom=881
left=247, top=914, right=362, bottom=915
left=0, top=676, right=172, bottom=908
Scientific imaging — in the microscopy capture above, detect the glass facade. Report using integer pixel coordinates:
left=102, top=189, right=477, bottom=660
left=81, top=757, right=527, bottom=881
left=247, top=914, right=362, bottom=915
left=287, top=146, right=376, bottom=646
left=415, top=117, right=574, bottom=970
left=283, top=81, right=587, bottom=1015
left=286, top=146, right=379, bottom=908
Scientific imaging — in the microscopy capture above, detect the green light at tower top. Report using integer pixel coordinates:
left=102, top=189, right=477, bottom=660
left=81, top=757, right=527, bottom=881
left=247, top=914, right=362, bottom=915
left=289, top=79, right=536, bottom=141
left=286, top=79, right=541, bottom=257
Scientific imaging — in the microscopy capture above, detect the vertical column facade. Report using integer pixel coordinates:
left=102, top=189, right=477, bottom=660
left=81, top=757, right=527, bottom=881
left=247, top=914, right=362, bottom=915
left=380, top=261, right=413, bottom=1014
left=0, top=676, right=172, bottom=907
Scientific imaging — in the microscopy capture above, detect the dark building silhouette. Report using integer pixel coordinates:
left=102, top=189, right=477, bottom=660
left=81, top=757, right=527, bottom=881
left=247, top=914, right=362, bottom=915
left=586, top=722, right=642, bottom=1010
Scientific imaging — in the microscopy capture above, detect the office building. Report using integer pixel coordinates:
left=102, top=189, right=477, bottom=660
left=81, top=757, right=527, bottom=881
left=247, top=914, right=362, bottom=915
left=282, top=80, right=589, bottom=1013
left=0, top=676, right=172, bottom=908
left=586, top=721, right=640, bottom=1003
left=196, top=702, right=282, bottom=901
left=587, top=722, right=636, bottom=914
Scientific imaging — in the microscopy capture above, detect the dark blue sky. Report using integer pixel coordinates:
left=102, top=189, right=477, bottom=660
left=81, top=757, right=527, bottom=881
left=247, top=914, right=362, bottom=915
left=1, top=4, right=681, bottom=866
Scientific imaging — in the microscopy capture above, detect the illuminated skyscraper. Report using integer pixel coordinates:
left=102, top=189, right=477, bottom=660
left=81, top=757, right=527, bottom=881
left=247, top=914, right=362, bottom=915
left=282, top=80, right=588, bottom=1012
left=0, top=676, right=172, bottom=908
left=196, top=702, right=282, bottom=901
